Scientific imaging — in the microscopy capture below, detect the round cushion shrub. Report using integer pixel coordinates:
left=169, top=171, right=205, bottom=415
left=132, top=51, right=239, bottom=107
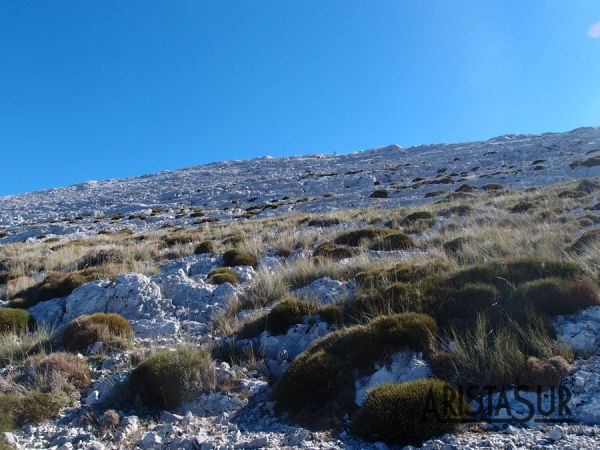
left=333, top=228, right=391, bottom=247
left=207, top=267, right=239, bottom=285
left=351, top=379, right=470, bottom=445
left=514, top=277, right=600, bottom=316
left=273, top=349, right=353, bottom=413
left=62, top=313, right=133, bottom=352
left=194, top=241, right=216, bottom=255
left=400, top=211, right=434, bottom=226
left=265, top=297, right=313, bottom=335
left=313, top=242, right=358, bottom=260
left=368, top=232, right=415, bottom=251
left=436, top=283, right=498, bottom=323
left=222, top=249, right=257, bottom=268
left=129, top=345, right=214, bottom=410
left=0, top=308, right=33, bottom=334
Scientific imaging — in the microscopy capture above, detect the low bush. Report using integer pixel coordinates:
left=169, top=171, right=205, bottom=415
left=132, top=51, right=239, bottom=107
left=0, top=328, right=54, bottom=368
left=512, top=277, right=600, bottom=316
left=222, top=249, right=257, bottom=268
left=207, top=267, right=239, bottom=285
left=443, top=236, right=471, bottom=254
left=568, top=229, right=600, bottom=254
left=350, top=380, right=469, bottom=445
left=369, top=189, right=388, bottom=199
left=517, top=356, right=572, bottom=388
left=236, top=297, right=313, bottom=339
left=0, top=391, right=65, bottom=430
left=274, top=313, right=437, bottom=413
left=333, top=228, right=391, bottom=247
left=76, top=248, right=123, bottom=269
left=400, top=211, right=434, bottom=226
left=0, top=308, right=33, bottom=334
left=10, top=267, right=116, bottom=308
left=129, top=345, right=215, bottom=410
left=510, top=201, right=536, bottom=213
left=62, top=313, right=133, bottom=353
left=307, top=217, right=341, bottom=227
left=164, top=235, right=195, bottom=247
left=313, top=242, right=358, bottom=260
left=368, top=232, right=415, bottom=251
left=22, top=352, right=92, bottom=393
left=194, top=241, right=216, bottom=254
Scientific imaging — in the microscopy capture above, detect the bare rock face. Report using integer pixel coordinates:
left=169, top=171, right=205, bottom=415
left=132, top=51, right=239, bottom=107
left=554, top=306, right=600, bottom=355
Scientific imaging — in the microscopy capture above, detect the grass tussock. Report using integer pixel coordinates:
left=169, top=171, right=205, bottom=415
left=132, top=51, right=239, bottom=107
left=62, top=313, right=133, bottom=353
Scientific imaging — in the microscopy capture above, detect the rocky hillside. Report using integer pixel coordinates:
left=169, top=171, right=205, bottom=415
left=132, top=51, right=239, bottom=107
left=2, top=127, right=600, bottom=449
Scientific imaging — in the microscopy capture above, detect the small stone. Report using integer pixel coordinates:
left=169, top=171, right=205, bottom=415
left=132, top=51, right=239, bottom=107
left=141, top=431, right=163, bottom=449
left=548, top=428, right=563, bottom=441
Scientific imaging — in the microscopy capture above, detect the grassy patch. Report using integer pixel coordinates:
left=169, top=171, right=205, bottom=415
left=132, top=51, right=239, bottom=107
left=222, top=249, right=257, bottom=268
left=62, top=313, right=133, bottom=353
left=0, top=308, right=33, bottom=334
left=207, top=267, right=239, bottom=285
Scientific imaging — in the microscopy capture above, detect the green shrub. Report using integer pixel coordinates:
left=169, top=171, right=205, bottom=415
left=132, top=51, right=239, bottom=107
left=0, top=391, right=65, bottom=429
left=274, top=313, right=437, bottom=413
left=76, top=249, right=123, bottom=269
left=436, top=283, right=498, bottom=324
left=350, top=380, right=469, bottom=445
left=443, top=236, right=471, bottom=254
left=513, top=277, right=600, bottom=316
left=307, top=217, right=341, bottom=227
left=369, top=189, right=389, bottom=199
left=445, top=259, right=588, bottom=294
left=510, top=201, right=536, bottom=213
left=236, top=297, right=313, bottom=339
left=62, top=313, right=133, bottom=353
left=333, top=228, right=391, bottom=247
left=194, top=241, right=216, bottom=254
left=273, top=349, right=353, bottom=412
left=368, top=232, right=415, bottom=251
left=313, top=242, right=358, bottom=260
left=207, top=267, right=239, bottom=285
left=0, top=308, right=33, bottom=334
left=129, top=345, right=214, bottom=410
left=222, top=249, right=257, bottom=268
left=400, top=211, right=434, bottom=226
left=164, top=235, right=195, bottom=247
left=10, top=267, right=116, bottom=308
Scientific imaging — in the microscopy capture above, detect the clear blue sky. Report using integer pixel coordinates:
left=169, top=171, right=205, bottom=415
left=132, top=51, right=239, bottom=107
left=1, top=1, right=600, bottom=196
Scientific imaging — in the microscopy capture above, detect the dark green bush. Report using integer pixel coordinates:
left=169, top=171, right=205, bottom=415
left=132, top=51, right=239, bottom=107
left=0, top=308, right=33, bottom=334
left=62, top=313, right=133, bottom=352
left=10, top=267, right=116, bottom=308
left=194, top=241, right=216, bottom=254
left=313, top=242, right=358, bottom=260
left=274, top=313, right=438, bottom=413
left=222, top=249, right=257, bottom=268
left=436, top=283, right=498, bottom=323
left=368, top=232, right=415, bottom=251
left=333, top=228, right=391, bottom=247
left=207, top=267, right=239, bottom=285
left=510, top=201, right=536, bottom=213
left=369, top=189, right=389, bottom=199
left=443, top=236, right=471, bottom=254
left=273, top=350, right=353, bottom=412
left=513, top=277, right=600, bottom=316
left=236, top=297, right=313, bottom=339
left=400, top=211, right=434, bottom=226
left=129, top=345, right=214, bottom=410
left=350, top=380, right=469, bottom=445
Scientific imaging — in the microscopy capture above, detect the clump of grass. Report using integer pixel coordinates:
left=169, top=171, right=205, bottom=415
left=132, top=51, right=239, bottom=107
left=10, top=266, right=118, bottom=308
left=236, top=297, right=314, bottom=339
left=222, top=249, right=258, bottom=268
left=0, top=308, right=33, bottom=334
left=21, top=352, right=92, bottom=394
left=129, top=345, right=215, bottom=410
left=333, top=228, right=391, bottom=247
left=273, top=313, right=437, bottom=413
left=194, top=241, right=216, bottom=254
left=512, top=277, right=600, bottom=316
left=510, top=201, right=536, bottom=213
left=368, top=232, right=415, bottom=251
left=0, top=391, right=66, bottom=430
left=313, top=242, right=358, bottom=260
left=207, top=267, right=239, bottom=285
left=400, top=211, right=434, bottom=226
left=350, top=380, right=469, bottom=445
left=369, top=189, right=389, bottom=199
left=0, top=327, right=54, bottom=368
left=568, top=229, right=600, bottom=254
left=62, top=313, right=133, bottom=353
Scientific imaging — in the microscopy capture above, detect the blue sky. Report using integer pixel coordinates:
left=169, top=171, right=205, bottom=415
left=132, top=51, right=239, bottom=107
left=1, top=1, right=600, bottom=196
